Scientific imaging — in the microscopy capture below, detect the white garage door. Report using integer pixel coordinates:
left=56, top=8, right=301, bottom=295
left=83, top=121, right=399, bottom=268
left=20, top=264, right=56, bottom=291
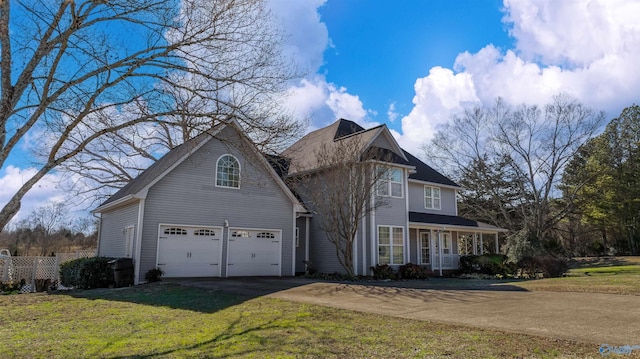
left=157, top=225, right=222, bottom=277
left=227, top=228, right=281, bottom=277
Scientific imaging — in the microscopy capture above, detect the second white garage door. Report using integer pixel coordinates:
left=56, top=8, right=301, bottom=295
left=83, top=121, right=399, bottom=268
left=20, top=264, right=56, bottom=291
left=226, top=228, right=281, bottom=277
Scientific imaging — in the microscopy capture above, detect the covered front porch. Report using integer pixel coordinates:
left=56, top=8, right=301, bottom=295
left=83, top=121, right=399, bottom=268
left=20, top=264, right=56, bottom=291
left=408, top=212, right=508, bottom=275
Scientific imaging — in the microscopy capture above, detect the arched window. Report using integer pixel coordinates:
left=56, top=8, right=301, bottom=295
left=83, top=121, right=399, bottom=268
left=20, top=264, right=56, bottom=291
left=216, top=155, right=240, bottom=188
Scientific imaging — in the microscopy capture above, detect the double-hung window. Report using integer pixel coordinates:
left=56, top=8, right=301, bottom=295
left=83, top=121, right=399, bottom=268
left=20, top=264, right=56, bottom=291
left=377, top=168, right=403, bottom=198
left=378, top=226, right=405, bottom=265
left=424, top=185, right=441, bottom=210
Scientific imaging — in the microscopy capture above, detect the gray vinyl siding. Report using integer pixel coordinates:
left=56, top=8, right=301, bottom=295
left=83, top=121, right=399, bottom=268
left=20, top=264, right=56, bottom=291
left=138, top=126, right=295, bottom=281
left=371, top=133, right=396, bottom=152
left=364, top=205, right=374, bottom=275
left=293, top=173, right=349, bottom=275
left=407, top=182, right=457, bottom=216
left=295, top=217, right=307, bottom=273
left=409, top=228, right=418, bottom=264
left=307, top=217, right=345, bottom=274
left=375, top=195, right=408, bottom=227
left=97, top=202, right=139, bottom=258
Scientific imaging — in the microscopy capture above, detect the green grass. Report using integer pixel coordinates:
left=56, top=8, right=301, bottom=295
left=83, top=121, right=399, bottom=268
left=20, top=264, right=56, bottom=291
left=0, top=283, right=601, bottom=358
left=502, top=256, right=640, bottom=295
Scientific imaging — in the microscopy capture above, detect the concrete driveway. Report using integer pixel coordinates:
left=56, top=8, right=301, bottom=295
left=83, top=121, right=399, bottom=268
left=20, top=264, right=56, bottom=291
left=172, top=277, right=640, bottom=345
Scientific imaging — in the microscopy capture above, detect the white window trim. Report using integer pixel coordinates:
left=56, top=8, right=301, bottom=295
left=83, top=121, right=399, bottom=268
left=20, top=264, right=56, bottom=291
left=215, top=154, right=241, bottom=189
left=377, top=167, right=404, bottom=198
left=424, top=185, right=441, bottom=210
left=377, top=225, right=406, bottom=265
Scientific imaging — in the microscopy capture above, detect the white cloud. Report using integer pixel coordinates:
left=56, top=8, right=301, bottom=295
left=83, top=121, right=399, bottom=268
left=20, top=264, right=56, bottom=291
left=396, top=67, right=479, bottom=155
left=0, top=166, right=77, bottom=225
left=325, top=85, right=368, bottom=123
left=387, top=102, right=398, bottom=123
left=397, top=0, right=640, bottom=156
left=268, top=0, right=329, bottom=73
left=285, top=75, right=378, bottom=130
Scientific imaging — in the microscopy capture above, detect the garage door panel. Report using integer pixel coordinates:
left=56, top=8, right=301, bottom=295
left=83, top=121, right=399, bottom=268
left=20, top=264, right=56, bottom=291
left=227, top=229, right=281, bottom=277
left=157, top=225, right=222, bottom=278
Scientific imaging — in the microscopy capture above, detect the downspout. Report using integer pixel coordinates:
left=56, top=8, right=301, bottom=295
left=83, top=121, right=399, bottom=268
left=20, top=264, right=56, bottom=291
left=292, top=207, right=296, bottom=276
left=134, top=199, right=145, bottom=285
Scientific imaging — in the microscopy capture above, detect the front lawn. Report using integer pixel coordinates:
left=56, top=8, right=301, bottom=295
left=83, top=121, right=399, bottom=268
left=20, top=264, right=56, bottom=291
left=0, top=283, right=600, bottom=358
left=503, top=256, right=640, bottom=295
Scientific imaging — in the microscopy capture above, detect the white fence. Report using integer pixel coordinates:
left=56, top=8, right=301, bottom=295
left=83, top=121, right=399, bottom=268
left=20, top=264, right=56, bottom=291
left=0, top=250, right=95, bottom=292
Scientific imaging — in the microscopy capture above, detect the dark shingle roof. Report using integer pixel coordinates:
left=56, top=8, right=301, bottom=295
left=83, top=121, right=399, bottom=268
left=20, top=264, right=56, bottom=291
left=334, top=119, right=365, bottom=139
left=403, top=150, right=460, bottom=187
left=409, top=212, right=478, bottom=227
left=264, top=153, right=290, bottom=178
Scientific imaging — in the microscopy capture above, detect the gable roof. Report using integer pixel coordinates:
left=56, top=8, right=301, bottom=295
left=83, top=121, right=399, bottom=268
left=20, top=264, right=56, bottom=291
left=94, top=122, right=304, bottom=213
left=281, top=119, right=408, bottom=175
left=404, top=150, right=460, bottom=188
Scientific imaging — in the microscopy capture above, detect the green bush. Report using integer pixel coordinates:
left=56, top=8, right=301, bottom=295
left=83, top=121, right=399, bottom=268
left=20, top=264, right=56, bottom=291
left=144, top=268, right=164, bottom=282
left=370, top=264, right=396, bottom=280
left=516, top=256, right=568, bottom=278
left=60, top=257, right=116, bottom=289
left=538, top=256, right=568, bottom=278
left=398, top=263, right=428, bottom=279
left=458, top=254, right=515, bottom=277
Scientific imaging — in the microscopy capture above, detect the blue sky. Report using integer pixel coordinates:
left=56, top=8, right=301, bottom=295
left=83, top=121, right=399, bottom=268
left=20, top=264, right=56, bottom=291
left=2, top=0, right=640, bottom=222
left=317, top=0, right=512, bottom=121
left=276, top=0, right=640, bottom=154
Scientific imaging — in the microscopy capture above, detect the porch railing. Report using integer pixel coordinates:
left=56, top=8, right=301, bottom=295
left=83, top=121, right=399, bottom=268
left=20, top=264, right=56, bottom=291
left=432, top=254, right=460, bottom=270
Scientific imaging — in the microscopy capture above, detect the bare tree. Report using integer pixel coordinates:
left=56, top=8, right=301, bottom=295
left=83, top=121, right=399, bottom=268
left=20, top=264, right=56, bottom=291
left=0, top=0, right=303, bottom=229
left=425, top=95, right=605, bottom=258
left=27, top=202, right=69, bottom=256
left=289, top=138, right=391, bottom=276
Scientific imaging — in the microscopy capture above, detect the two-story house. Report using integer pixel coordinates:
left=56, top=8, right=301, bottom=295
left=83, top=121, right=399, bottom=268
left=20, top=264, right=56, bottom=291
left=283, top=119, right=506, bottom=276
left=94, top=119, right=504, bottom=283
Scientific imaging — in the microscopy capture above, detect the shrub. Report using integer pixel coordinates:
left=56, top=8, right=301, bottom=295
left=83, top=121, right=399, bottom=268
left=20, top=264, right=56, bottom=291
left=398, top=263, right=428, bottom=279
left=516, top=256, right=568, bottom=278
left=370, top=264, right=396, bottom=280
left=517, top=256, right=539, bottom=278
left=537, top=256, right=568, bottom=278
left=0, top=279, right=25, bottom=294
left=304, top=272, right=356, bottom=281
left=458, top=254, right=515, bottom=277
left=458, top=255, right=479, bottom=273
left=144, top=268, right=164, bottom=282
left=60, top=257, right=116, bottom=289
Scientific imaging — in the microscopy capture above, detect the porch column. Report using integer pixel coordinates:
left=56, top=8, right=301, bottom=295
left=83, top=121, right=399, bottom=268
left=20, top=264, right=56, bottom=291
left=480, top=233, right=484, bottom=255
left=472, top=233, right=477, bottom=255
left=437, top=230, right=443, bottom=277
left=495, top=233, right=499, bottom=253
